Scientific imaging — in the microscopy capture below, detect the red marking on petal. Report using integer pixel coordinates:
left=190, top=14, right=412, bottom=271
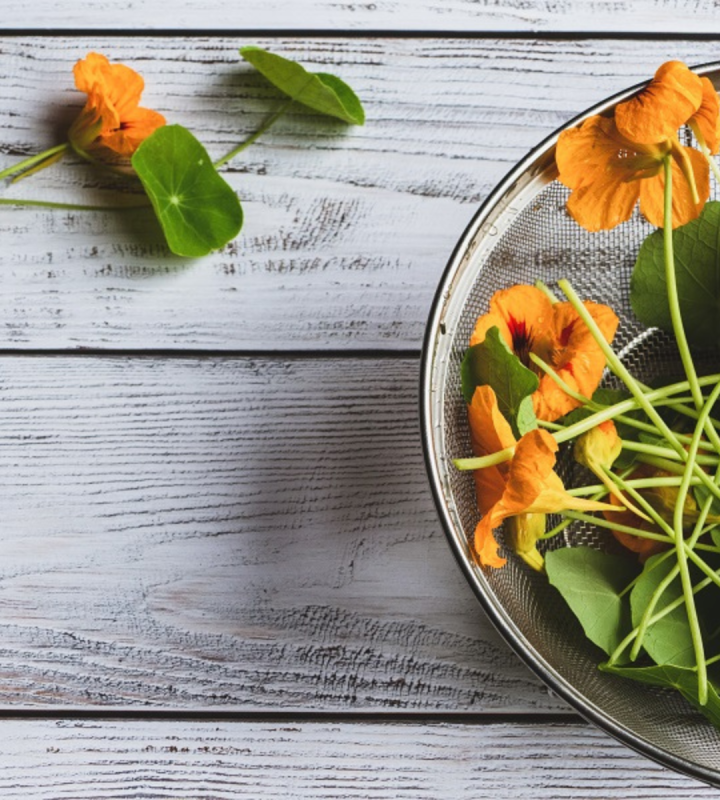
left=559, top=320, right=576, bottom=347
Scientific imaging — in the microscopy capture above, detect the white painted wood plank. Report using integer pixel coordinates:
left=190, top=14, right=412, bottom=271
left=0, top=354, right=564, bottom=711
left=0, top=717, right=715, bottom=799
left=5, top=0, right=720, bottom=34
left=0, top=38, right=718, bottom=350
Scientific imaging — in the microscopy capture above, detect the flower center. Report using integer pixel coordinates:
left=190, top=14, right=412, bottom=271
left=507, top=314, right=534, bottom=367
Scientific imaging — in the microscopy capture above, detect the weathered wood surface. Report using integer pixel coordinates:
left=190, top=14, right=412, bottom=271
left=0, top=38, right=719, bottom=350
left=5, top=0, right=720, bottom=34
left=0, top=354, right=563, bottom=711
left=0, top=717, right=714, bottom=799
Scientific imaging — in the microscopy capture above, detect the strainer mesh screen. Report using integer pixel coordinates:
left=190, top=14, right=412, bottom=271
left=440, top=179, right=720, bottom=771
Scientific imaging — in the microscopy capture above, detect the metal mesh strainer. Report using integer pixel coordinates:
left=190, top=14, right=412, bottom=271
left=420, top=64, right=720, bottom=785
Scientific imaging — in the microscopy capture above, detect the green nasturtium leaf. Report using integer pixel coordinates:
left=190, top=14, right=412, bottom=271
left=694, top=485, right=720, bottom=521
left=545, top=546, right=640, bottom=659
left=460, top=326, right=539, bottom=438
left=631, top=201, right=720, bottom=348
left=132, top=125, right=243, bottom=258
left=240, top=46, right=365, bottom=125
left=630, top=553, right=695, bottom=667
left=712, top=528, right=720, bottom=551
left=600, top=663, right=720, bottom=728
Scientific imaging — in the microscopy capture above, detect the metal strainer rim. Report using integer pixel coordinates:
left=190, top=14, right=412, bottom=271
left=420, top=60, right=720, bottom=787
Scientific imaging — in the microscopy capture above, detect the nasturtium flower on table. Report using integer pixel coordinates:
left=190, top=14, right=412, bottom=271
left=556, top=60, right=719, bottom=231
left=68, top=52, right=166, bottom=156
left=469, top=285, right=618, bottom=422
left=467, top=385, right=615, bottom=568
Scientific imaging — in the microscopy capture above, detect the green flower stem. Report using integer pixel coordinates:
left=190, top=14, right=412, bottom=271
left=534, top=279, right=560, bottom=304
left=532, top=355, right=716, bottom=451
left=541, top=466, right=637, bottom=540
left=213, top=99, right=295, bottom=169
left=0, top=142, right=69, bottom=182
left=619, top=550, right=676, bottom=599
left=620, top=439, right=720, bottom=466
left=661, top=155, right=703, bottom=411
left=69, top=143, right=139, bottom=181
left=630, top=562, right=681, bottom=661
left=559, top=279, right=684, bottom=454
left=537, top=419, right=564, bottom=431
left=608, top=567, right=717, bottom=665
left=625, top=381, right=720, bottom=705
left=627, top=462, right=720, bottom=662
left=454, top=446, right=515, bottom=471
left=0, top=197, right=150, bottom=211
left=566, top=475, right=701, bottom=496
left=593, top=464, right=650, bottom=522
left=557, top=280, right=720, bottom=509
left=560, top=510, right=673, bottom=544
left=652, top=397, right=720, bottom=437
left=633, top=454, right=686, bottom=475
left=454, top=373, right=720, bottom=472
left=551, top=375, right=719, bottom=444
left=537, top=518, right=573, bottom=540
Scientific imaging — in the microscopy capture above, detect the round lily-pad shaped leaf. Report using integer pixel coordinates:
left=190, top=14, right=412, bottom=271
left=240, top=46, right=365, bottom=125
left=132, top=124, right=243, bottom=258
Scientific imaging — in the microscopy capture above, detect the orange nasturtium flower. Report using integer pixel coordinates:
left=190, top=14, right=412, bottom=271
left=556, top=60, right=719, bottom=231
left=470, top=285, right=619, bottom=422
left=68, top=52, right=166, bottom=156
left=468, top=385, right=615, bottom=568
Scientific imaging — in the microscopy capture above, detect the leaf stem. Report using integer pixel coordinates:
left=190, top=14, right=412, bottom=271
left=662, top=154, right=703, bottom=411
left=454, top=373, right=720, bottom=472
left=532, top=354, right=717, bottom=450
left=560, top=510, right=672, bottom=544
left=213, top=99, right=295, bottom=169
left=566, top=475, right=701, bottom=496
left=0, top=197, right=150, bottom=211
left=0, top=142, right=69, bottom=182
left=534, top=279, right=560, bottom=304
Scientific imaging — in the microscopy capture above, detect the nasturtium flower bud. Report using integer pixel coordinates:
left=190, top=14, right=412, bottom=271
left=573, top=420, right=622, bottom=475
left=506, top=513, right=546, bottom=572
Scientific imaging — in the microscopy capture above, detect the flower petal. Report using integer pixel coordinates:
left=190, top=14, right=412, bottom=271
left=533, top=300, right=619, bottom=422
left=71, top=52, right=165, bottom=156
left=468, top=385, right=516, bottom=514
left=470, top=285, right=554, bottom=358
left=615, top=61, right=703, bottom=145
left=556, top=116, right=653, bottom=231
left=98, top=107, right=168, bottom=156
left=472, top=428, right=613, bottom=566
left=638, top=146, right=709, bottom=228
left=471, top=519, right=507, bottom=569
left=690, top=76, right=720, bottom=155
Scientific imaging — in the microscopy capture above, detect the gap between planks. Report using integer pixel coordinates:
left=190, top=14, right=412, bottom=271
left=0, top=348, right=422, bottom=360
left=4, top=30, right=720, bottom=40
left=0, top=709, right=582, bottom=724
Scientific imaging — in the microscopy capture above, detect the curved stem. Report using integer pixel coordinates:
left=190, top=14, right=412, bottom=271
left=213, top=99, right=295, bottom=169
left=560, top=510, right=672, bottom=544
left=662, top=154, right=703, bottom=411
left=0, top=142, right=69, bottom=182
left=455, top=374, right=720, bottom=472
left=0, top=197, right=150, bottom=211
left=567, top=475, right=704, bottom=497
left=532, top=355, right=716, bottom=451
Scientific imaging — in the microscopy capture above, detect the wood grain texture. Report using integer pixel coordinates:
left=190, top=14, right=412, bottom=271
left=0, top=38, right=719, bottom=350
left=0, top=354, right=566, bottom=711
left=5, top=0, right=720, bottom=34
left=0, top=717, right=714, bottom=799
